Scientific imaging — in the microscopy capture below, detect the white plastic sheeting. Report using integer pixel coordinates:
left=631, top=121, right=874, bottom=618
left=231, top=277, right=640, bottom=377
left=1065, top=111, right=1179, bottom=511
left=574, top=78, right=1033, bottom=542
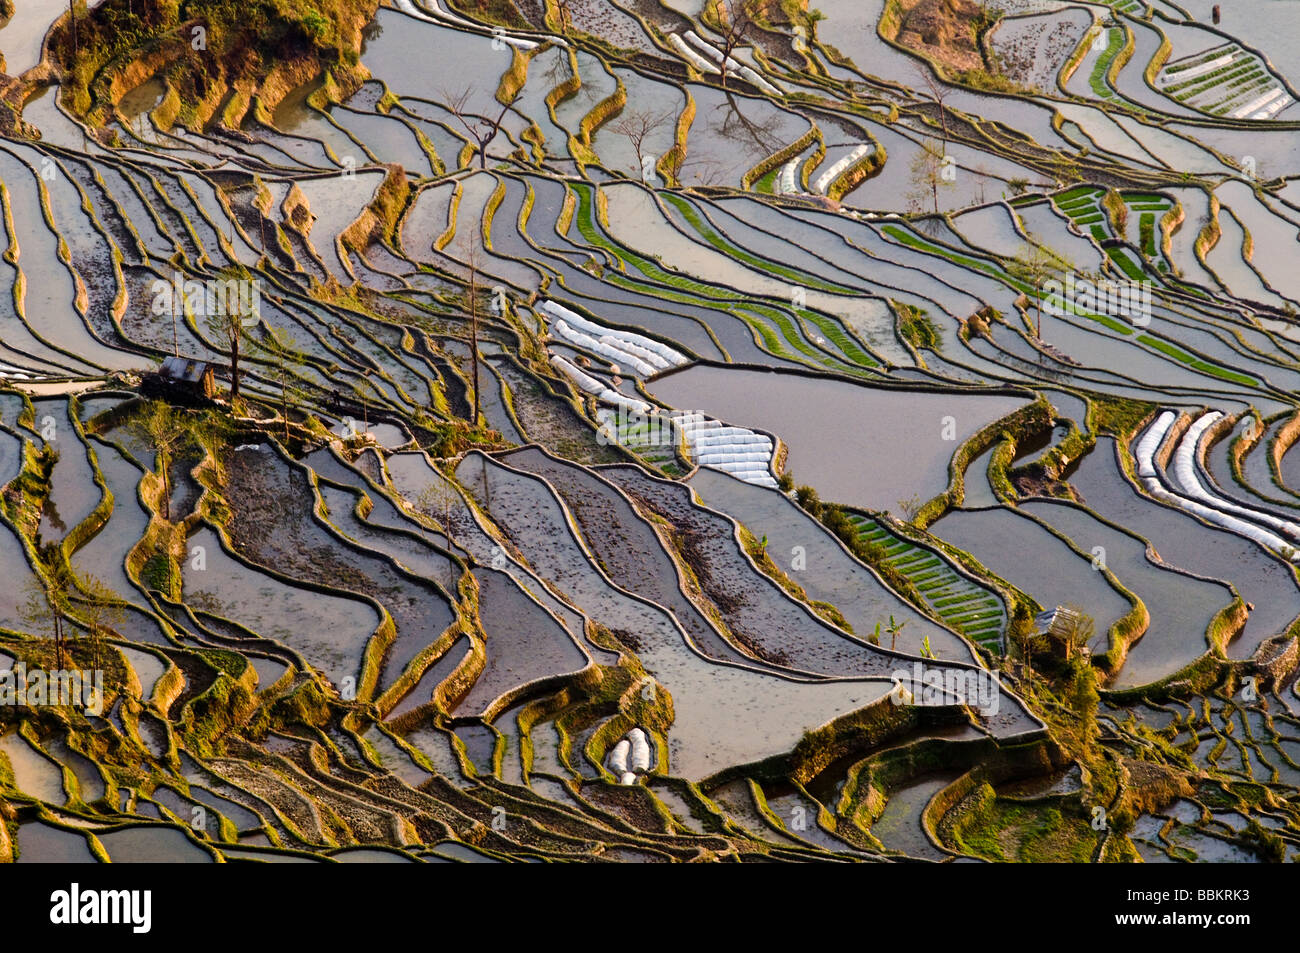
left=628, top=728, right=651, bottom=772
left=814, top=144, right=871, bottom=196
left=1134, top=410, right=1177, bottom=478
left=1171, top=412, right=1300, bottom=542
left=610, top=728, right=653, bottom=784
left=550, top=355, right=650, bottom=415
left=779, top=158, right=799, bottom=195
left=1140, top=475, right=1299, bottom=561
left=1255, top=93, right=1291, bottom=119
left=601, top=335, right=667, bottom=371
left=692, top=432, right=772, bottom=449
left=608, top=739, right=630, bottom=775
left=542, top=300, right=687, bottom=374
left=393, top=0, right=542, bottom=48
left=1160, top=53, right=1236, bottom=85
left=682, top=31, right=781, bottom=95
left=1232, top=86, right=1284, bottom=119
left=544, top=300, right=687, bottom=366
left=675, top=412, right=780, bottom=488
left=549, top=314, right=777, bottom=487
left=694, top=451, right=769, bottom=464
left=554, top=319, right=658, bottom=377
left=1133, top=409, right=1300, bottom=561
left=668, top=32, right=720, bottom=74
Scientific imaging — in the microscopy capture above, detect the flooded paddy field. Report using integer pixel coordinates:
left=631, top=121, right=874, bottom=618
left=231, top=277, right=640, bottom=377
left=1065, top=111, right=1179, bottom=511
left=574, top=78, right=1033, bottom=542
left=651, top=366, right=1030, bottom=512
left=0, top=0, right=1296, bottom=868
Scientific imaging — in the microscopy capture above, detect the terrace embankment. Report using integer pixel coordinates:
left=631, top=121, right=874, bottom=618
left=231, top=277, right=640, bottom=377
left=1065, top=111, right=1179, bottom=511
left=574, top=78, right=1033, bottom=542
left=881, top=0, right=988, bottom=73
left=40, top=0, right=377, bottom=131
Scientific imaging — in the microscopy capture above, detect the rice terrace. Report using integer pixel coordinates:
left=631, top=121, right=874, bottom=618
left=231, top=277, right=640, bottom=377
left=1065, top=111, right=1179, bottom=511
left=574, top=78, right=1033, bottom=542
left=0, top=0, right=1298, bottom=876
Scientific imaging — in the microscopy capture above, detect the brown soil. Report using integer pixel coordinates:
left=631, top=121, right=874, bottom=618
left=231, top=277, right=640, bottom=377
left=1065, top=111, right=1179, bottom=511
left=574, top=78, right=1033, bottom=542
left=896, top=0, right=984, bottom=73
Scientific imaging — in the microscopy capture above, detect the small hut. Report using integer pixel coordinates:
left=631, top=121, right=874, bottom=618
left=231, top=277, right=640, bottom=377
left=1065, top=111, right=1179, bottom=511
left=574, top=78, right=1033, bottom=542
left=1034, top=606, right=1081, bottom=639
left=141, top=356, right=216, bottom=404
left=1034, top=605, right=1090, bottom=659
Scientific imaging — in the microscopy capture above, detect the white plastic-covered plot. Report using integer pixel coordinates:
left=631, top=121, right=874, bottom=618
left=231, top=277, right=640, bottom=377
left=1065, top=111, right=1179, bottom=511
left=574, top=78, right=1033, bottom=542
left=1232, top=87, right=1285, bottom=120
left=779, top=159, right=799, bottom=195
left=668, top=32, right=721, bottom=74
left=692, top=442, right=771, bottom=464
left=697, top=449, right=771, bottom=462
left=692, top=431, right=773, bottom=450
left=608, top=739, right=630, bottom=775
left=599, top=335, right=666, bottom=371
left=726, top=468, right=780, bottom=488
left=555, top=300, right=687, bottom=367
left=814, top=144, right=871, bottom=195
left=550, top=356, right=650, bottom=415
left=682, top=31, right=780, bottom=95
left=696, top=450, right=768, bottom=465
left=1134, top=410, right=1178, bottom=478
left=673, top=413, right=718, bottom=436
left=1256, top=93, right=1291, bottom=120
left=667, top=410, right=779, bottom=487
left=1133, top=408, right=1300, bottom=561
left=689, top=425, right=761, bottom=439
left=690, top=430, right=773, bottom=459
left=686, top=426, right=766, bottom=444
left=1140, top=474, right=1300, bottom=560
left=694, top=437, right=773, bottom=450
left=551, top=355, right=604, bottom=395
left=1171, top=412, right=1300, bottom=542
left=553, top=319, right=658, bottom=377
left=542, top=300, right=687, bottom=369
left=627, top=728, right=652, bottom=772
left=619, top=771, right=638, bottom=786
left=393, top=0, right=542, bottom=48
left=704, top=460, right=779, bottom=488
left=696, top=451, right=773, bottom=466
left=691, top=438, right=776, bottom=484
left=702, top=452, right=769, bottom=468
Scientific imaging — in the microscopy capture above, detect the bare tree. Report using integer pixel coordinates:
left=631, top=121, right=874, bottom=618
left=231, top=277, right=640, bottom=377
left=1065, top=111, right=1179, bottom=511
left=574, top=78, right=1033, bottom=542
left=73, top=574, right=126, bottom=673
left=18, top=554, right=123, bottom=676
left=453, top=235, right=485, bottom=429
left=715, top=0, right=755, bottom=89
left=417, top=480, right=463, bottom=587
left=608, top=107, right=677, bottom=181
left=671, top=91, right=781, bottom=186
left=542, top=46, right=577, bottom=90
left=356, top=372, right=373, bottom=435
left=22, top=565, right=72, bottom=671
left=1008, top=240, right=1073, bottom=339
left=469, top=256, right=481, bottom=429
left=906, top=138, right=954, bottom=216
left=915, top=63, right=952, bottom=147
left=443, top=87, right=522, bottom=171
left=128, top=401, right=192, bottom=521
left=202, top=269, right=258, bottom=405
left=264, top=328, right=305, bottom=441
left=555, top=0, right=573, bottom=34
left=679, top=154, right=730, bottom=187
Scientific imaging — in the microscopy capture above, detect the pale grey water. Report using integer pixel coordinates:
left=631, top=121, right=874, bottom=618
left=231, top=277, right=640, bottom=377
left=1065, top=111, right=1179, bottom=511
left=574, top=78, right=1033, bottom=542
left=650, top=365, right=1029, bottom=513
